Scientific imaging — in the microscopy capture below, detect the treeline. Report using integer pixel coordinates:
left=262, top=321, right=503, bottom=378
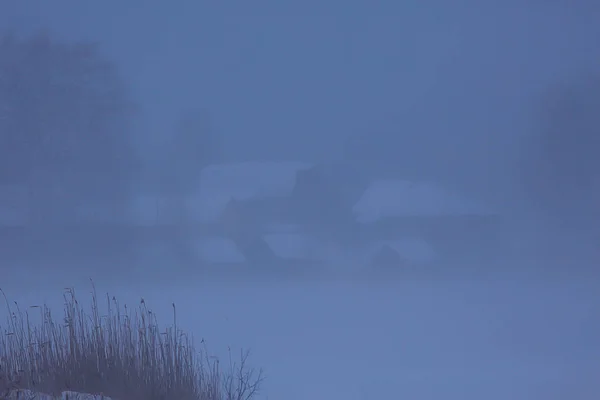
left=0, top=30, right=222, bottom=224
left=1, top=30, right=598, bottom=250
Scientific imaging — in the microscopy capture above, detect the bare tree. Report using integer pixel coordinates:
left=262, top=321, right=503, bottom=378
left=159, top=108, right=223, bottom=195
left=0, top=30, right=137, bottom=222
left=522, top=73, right=600, bottom=234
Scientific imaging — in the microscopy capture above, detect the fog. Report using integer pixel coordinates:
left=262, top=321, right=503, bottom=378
left=1, top=0, right=599, bottom=399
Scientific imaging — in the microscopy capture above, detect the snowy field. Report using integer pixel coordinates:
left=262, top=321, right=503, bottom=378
left=2, top=270, right=599, bottom=400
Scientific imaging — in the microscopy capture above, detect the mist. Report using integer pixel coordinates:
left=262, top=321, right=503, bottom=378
left=1, top=0, right=599, bottom=399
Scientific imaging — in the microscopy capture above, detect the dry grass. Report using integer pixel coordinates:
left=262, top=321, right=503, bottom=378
left=0, top=283, right=263, bottom=400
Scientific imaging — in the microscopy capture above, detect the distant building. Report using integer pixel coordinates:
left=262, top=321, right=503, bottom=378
left=353, top=179, right=494, bottom=223
left=199, top=161, right=313, bottom=234
left=129, top=161, right=312, bottom=228
left=353, top=179, right=503, bottom=262
left=289, top=163, right=364, bottom=230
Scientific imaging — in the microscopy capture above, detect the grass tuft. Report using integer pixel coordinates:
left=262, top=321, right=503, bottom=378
left=0, top=283, right=263, bottom=400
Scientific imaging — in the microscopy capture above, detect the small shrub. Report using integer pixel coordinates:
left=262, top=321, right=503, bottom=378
left=0, top=283, right=263, bottom=400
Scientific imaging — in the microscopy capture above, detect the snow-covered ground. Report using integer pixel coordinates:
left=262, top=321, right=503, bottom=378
left=2, top=272, right=599, bottom=400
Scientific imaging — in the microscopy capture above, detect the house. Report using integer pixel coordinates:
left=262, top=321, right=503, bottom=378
left=288, top=163, right=361, bottom=230
left=352, top=179, right=502, bottom=262
left=354, top=179, right=493, bottom=222
left=198, top=161, right=314, bottom=234
left=129, top=161, right=312, bottom=227
left=199, top=161, right=368, bottom=235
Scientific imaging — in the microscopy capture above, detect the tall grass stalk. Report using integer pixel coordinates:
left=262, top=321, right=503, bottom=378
left=0, top=284, right=262, bottom=400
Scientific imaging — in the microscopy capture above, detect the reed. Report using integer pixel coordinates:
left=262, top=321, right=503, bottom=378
left=0, top=284, right=262, bottom=400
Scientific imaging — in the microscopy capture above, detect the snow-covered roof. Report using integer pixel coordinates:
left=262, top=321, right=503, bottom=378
left=353, top=179, right=494, bottom=223
left=190, top=236, right=246, bottom=264
left=199, top=161, right=313, bottom=200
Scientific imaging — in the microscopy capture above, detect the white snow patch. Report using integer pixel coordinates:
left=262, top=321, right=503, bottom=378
left=353, top=179, right=494, bottom=223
